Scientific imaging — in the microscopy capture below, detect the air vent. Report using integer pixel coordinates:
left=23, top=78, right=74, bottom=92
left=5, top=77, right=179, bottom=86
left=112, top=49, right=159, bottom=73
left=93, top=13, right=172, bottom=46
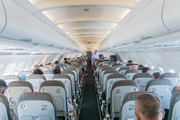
left=84, top=8, right=89, bottom=11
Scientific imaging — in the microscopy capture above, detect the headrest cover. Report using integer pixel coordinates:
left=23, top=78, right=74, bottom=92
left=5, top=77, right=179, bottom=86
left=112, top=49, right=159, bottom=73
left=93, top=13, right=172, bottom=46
left=0, top=94, right=11, bottom=120
left=125, top=70, right=140, bottom=75
left=168, top=92, right=180, bottom=120
left=43, top=70, right=53, bottom=74
left=107, top=73, right=126, bottom=80
left=145, top=79, right=174, bottom=90
left=8, top=81, right=34, bottom=91
left=104, top=70, right=118, bottom=75
left=62, top=70, right=74, bottom=75
left=18, top=71, right=33, bottom=75
left=26, top=74, right=46, bottom=80
left=39, top=81, right=65, bottom=90
left=132, top=73, right=154, bottom=80
left=17, top=93, right=55, bottom=107
left=52, top=74, right=71, bottom=80
left=2, top=75, right=20, bottom=80
left=119, top=67, right=130, bottom=71
left=160, top=73, right=180, bottom=78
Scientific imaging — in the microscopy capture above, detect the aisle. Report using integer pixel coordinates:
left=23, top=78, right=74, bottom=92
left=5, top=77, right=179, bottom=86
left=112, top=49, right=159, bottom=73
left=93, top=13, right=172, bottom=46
left=79, top=66, right=101, bottom=120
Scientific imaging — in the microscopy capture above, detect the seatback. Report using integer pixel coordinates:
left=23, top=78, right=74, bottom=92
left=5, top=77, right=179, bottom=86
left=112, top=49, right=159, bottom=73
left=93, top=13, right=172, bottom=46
left=160, top=73, right=180, bottom=86
left=52, top=74, right=72, bottom=102
left=110, top=80, right=139, bottom=119
left=66, top=67, right=78, bottom=83
left=7, top=81, right=33, bottom=105
left=39, top=81, right=67, bottom=117
left=106, top=74, right=126, bottom=102
left=168, top=92, right=180, bottom=120
left=171, top=86, right=180, bottom=95
left=99, top=67, right=112, bottom=85
left=133, top=73, right=154, bottom=91
left=119, top=92, right=157, bottom=120
left=119, top=67, right=129, bottom=75
left=0, top=94, right=12, bottom=120
left=114, top=65, right=123, bottom=71
left=102, top=70, right=118, bottom=91
left=18, top=71, right=33, bottom=76
left=43, top=70, right=53, bottom=80
left=62, top=70, right=75, bottom=94
left=2, top=75, right=20, bottom=85
left=17, top=93, right=57, bottom=120
left=125, top=70, right=140, bottom=80
left=26, top=74, right=46, bottom=92
left=146, top=79, right=174, bottom=109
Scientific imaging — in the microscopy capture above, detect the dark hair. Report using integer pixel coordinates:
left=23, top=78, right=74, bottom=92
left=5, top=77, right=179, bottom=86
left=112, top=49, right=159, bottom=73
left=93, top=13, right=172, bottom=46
left=142, top=67, right=150, bottom=73
left=0, top=79, right=7, bottom=87
left=64, top=58, right=67, bottom=61
left=52, top=68, right=61, bottom=74
left=153, top=72, right=161, bottom=78
left=138, top=65, right=144, bottom=68
left=128, top=60, right=133, bottom=63
left=33, top=69, right=44, bottom=75
left=55, top=61, right=59, bottom=64
left=135, top=94, right=162, bottom=119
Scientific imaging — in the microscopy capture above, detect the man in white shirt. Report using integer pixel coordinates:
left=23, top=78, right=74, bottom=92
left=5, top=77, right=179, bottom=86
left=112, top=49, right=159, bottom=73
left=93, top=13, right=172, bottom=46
left=92, top=50, right=99, bottom=69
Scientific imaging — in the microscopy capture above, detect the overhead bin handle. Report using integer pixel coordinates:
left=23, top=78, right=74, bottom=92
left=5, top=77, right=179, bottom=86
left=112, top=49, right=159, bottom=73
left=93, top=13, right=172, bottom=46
left=141, top=36, right=152, bottom=40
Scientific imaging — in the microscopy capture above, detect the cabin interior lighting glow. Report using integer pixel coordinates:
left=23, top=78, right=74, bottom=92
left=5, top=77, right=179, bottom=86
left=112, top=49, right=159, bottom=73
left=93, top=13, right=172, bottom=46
left=42, top=11, right=54, bottom=21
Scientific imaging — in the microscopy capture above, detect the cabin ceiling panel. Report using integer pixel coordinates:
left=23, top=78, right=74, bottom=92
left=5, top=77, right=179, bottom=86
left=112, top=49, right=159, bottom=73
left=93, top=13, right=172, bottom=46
left=11, top=0, right=153, bottom=51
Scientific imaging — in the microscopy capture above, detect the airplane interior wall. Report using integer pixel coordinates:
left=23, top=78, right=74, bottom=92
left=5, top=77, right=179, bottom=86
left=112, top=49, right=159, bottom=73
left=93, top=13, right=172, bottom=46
left=117, top=50, right=180, bottom=74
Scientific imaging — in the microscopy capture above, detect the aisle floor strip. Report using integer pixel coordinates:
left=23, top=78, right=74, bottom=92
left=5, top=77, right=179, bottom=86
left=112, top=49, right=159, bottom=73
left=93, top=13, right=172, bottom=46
left=95, top=84, right=102, bottom=120
left=78, top=81, right=85, bottom=120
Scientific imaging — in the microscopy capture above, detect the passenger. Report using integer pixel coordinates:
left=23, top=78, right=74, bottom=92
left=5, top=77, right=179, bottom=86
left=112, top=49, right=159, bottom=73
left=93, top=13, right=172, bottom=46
left=129, top=66, right=137, bottom=70
left=92, top=50, right=99, bottom=69
left=134, top=94, right=164, bottom=120
left=52, top=67, right=61, bottom=74
left=39, top=64, right=44, bottom=67
left=172, top=86, right=180, bottom=95
left=153, top=72, right=161, bottom=79
left=142, top=67, right=150, bottom=73
left=0, top=79, right=6, bottom=94
left=64, top=57, right=70, bottom=64
left=19, top=74, right=27, bottom=81
left=127, top=60, right=133, bottom=64
left=34, top=65, right=39, bottom=69
left=33, top=69, right=44, bottom=75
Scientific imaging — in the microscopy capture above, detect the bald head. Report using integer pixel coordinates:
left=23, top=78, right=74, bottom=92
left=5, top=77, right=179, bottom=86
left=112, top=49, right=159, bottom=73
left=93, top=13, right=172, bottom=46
left=135, top=94, right=164, bottom=120
left=129, top=66, right=136, bottom=70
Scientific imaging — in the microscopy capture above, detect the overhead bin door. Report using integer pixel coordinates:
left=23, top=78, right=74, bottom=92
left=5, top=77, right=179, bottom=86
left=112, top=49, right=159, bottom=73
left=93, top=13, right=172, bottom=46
left=128, top=0, right=170, bottom=42
left=163, top=0, right=180, bottom=32
left=0, top=0, right=6, bottom=33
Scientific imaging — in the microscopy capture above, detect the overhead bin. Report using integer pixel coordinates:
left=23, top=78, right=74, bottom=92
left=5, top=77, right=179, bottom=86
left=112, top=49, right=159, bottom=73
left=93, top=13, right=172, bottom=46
left=163, top=0, right=180, bottom=32
left=128, top=0, right=169, bottom=42
left=0, top=0, right=81, bottom=51
left=0, top=0, right=6, bottom=33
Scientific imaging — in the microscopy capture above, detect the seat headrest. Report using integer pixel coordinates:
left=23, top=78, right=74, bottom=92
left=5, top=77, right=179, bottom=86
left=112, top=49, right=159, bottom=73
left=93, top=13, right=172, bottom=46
left=18, top=71, right=33, bottom=75
left=26, top=74, right=46, bottom=80
left=43, top=70, right=53, bottom=74
left=17, top=93, right=55, bottom=107
left=125, top=70, right=140, bottom=75
left=8, top=81, right=34, bottom=91
left=2, top=75, right=20, bottom=80
left=160, top=73, right=180, bottom=78
left=39, top=81, right=65, bottom=90
left=145, top=79, right=174, bottom=90
left=133, top=73, right=154, bottom=80
left=52, top=74, right=71, bottom=80
left=104, top=70, right=118, bottom=74
left=119, top=67, right=130, bottom=71
left=107, top=73, right=126, bottom=80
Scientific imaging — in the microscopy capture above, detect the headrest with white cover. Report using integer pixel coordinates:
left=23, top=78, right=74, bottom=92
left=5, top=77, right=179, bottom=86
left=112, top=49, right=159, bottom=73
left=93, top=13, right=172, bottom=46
left=132, top=73, right=154, bottom=80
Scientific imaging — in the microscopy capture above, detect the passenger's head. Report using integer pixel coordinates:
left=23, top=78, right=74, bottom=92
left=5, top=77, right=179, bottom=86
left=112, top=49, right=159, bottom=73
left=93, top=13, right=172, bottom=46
left=138, top=65, right=144, bottom=68
left=128, top=60, right=133, bottom=63
left=94, top=50, right=98, bottom=54
left=52, top=68, right=61, bottom=74
left=134, top=94, right=164, bottom=120
left=142, top=67, right=150, bottom=73
left=64, top=58, right=67, bottom=61
left=172, top=86, right=180, bottom=95
left=34, top=65, right=39, bottom=69
left=153, top=72, right=161, bottom=79
left=0, top=79, right=7, bottom=94
left=19, top=74, right=27, bottom=81
left=129, top=66, right=137, bottom=70
left=74, top=63, right=79, bottom=65
left=55, top=61, right=59, bottom=65
left=33, top=69, right=44, bottom=75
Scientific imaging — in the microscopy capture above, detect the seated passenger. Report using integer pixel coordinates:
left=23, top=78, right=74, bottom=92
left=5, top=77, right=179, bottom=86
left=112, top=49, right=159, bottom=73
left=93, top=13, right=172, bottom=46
left=55, top=61, right=63, bottom=67
left=129, top=66, right=137, bottom=70
left=134, top=94, right=164, bottom=120
left=153, top=72, right=161, bottom=79
left=0, top=79, right=6, bottom=94
left=39, top=64, right=44, bottom=67
left=33, top=69, right=44, bottom=75
left=19, top=74, right=27, bottom=81
left=142, top=67, right=150, bottom=73
left=52, top=67, right=61, bottom=74
left=34, top=65, right=39, bottom=69
left=64, top=58, right=70, bottom=64
left=172, top=86, right=180, bottom=95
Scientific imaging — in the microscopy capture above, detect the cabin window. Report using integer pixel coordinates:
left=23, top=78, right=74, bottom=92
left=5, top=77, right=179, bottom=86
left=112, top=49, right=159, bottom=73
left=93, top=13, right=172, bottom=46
left=0, top=65, right=4, bottom=75
left=14, top=62, right=25, bottom=75
left=168, top=69, right=175, bottom=73
left=150, top=65, right=154, bottom=69
left=3, top=63, right=16, bottom=76
left=144, top=64, right=148, bottom=67
left=159, top=67, right=165, bottom=73
left=24, top=61, right=32, bottom=71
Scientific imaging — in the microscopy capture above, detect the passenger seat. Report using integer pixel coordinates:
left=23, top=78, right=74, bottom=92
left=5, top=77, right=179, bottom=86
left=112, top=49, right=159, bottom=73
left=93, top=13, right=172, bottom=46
left=160, top=73, right=180, bottom=86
